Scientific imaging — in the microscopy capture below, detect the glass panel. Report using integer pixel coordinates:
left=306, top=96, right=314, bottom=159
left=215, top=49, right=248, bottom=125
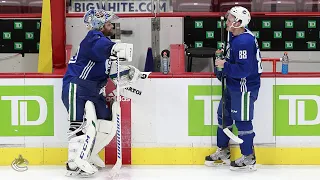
left=172, top=0, right=213, bottom=12
left=302, top=0, right=320, bottom=12
left=0, top=0, right=24, bottom=14
left=0, top=0, right=43, bottom=14
left=26, top=0, right=43, bottom=13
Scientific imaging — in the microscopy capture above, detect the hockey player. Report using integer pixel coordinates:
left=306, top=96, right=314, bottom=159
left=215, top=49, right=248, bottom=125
left=204, top=6, right=263, bottom=171
left=61, top=9, right=141, bottom=177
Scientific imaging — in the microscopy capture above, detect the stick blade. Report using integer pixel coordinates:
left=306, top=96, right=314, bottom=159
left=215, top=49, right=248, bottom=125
left=109, top=160, right=122, bottom=178
left=109, top=100, right=122, bottom=178
left=223, top=128, right=243, bottom=144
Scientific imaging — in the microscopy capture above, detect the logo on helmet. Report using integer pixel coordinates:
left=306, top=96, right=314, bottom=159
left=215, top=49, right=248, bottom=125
left=242, top=10, right=247, bottom=14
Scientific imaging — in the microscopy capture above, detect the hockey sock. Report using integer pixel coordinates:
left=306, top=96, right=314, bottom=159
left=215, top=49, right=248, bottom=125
left=217, top=115, right=233, bottom=148
left=69, top=121, right=84, bottom=136
left=235, top=121, right=255, bottom=155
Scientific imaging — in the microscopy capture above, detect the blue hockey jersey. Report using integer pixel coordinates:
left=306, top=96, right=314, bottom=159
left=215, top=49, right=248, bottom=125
left=222, top=29, right=263, bottom=92
left=63, top=30, right=115, bottom=87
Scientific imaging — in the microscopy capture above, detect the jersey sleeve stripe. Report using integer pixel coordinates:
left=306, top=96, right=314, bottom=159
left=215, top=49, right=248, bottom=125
left=80, top=60, right=95, bottom=79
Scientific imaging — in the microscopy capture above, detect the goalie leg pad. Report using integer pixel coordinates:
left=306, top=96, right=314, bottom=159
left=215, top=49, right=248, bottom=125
left=89, top=119, right=117, bottom=167
left=89, top=101, right=119, bottom=168
left=67, top=130, right=99, bottom=176
left=66, top=101, right=98, bottom=175
left=93, top=119, right=117, bottom=155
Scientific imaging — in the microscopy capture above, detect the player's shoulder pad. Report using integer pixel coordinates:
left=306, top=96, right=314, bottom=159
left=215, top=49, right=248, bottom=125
left=88, top=30, right=113, bottom=43
left=94, top=35, right=115, bottom=48
left=233, top=31, right=255, bottom=46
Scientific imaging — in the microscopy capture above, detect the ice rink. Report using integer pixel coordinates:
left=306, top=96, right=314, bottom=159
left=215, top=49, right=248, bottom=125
left=0, top=165, right=319, bottom=180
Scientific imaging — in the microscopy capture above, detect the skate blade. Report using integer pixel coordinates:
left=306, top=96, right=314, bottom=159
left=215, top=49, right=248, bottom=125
left=205, top=159, right=230, bottom=167
left=65, top=170, right=96, bottom=178
left=230, top=164, right=257, bottom=172
left=74, top=159, right=99, bottom=174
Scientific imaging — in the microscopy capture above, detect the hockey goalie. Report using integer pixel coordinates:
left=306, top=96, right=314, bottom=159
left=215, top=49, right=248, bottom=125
left=60, top=9, right=146, bottom=177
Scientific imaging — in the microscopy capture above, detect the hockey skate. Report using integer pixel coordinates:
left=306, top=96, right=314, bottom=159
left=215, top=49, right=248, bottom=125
left=205, top=147, right=231, bottom=166
left=65, top=162, right=98, bottom=178
left=230, top=153, right=257, bottom=171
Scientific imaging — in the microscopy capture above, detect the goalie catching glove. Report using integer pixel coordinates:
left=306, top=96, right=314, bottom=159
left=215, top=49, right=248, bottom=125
left=109, top=62, right=142, bottom=88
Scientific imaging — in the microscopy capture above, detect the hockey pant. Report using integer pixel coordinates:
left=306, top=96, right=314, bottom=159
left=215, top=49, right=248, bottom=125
left=61, top=77, right=111, bottom=123
left=217, top=88, right=258, bottom=155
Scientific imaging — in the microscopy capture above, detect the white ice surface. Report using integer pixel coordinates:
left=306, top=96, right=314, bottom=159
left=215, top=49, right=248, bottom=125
left=0, top=165, right=319, bottom=180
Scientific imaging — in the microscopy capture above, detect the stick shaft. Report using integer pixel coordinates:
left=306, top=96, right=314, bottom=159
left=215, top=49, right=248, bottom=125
left=220, top=16, right=226, bottom=129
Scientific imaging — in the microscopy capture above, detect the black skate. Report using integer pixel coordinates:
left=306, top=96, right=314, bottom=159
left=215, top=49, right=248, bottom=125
left=230, top=154, right=257, bottom=171
left=205, top=147, right=231, bottom=166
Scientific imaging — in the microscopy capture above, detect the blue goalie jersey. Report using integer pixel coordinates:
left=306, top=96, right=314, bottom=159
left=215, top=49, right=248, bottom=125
left=222, top=29, right=263, bottom=92
left=63, top=30, right=115, bottom=87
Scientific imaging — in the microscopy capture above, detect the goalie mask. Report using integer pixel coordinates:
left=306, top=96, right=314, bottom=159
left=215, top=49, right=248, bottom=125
left=83, top=9, right=119, bottom=30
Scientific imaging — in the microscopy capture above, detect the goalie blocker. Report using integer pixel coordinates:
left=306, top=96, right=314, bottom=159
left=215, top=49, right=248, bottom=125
left=111, top=42, right=133, bottom=62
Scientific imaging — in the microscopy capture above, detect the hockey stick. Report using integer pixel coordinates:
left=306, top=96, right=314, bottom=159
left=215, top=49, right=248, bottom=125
left=110, top=54, right=122, bottom=177
left=220, top=16, right=243, bottom=144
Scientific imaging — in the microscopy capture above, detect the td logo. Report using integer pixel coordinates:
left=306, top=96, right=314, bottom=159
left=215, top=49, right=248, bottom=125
left=188, top=85, right=238, bottom=136
left=274, top=85, right=320, bottom=136
left=188, top=85, right=220, bottom=136
left=0, top=86, right=54, bottom=136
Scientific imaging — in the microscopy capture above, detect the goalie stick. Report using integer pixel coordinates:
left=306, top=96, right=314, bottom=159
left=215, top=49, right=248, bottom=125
left=109, top=54, right=123, bottom=177
left=108, top=59, right=150, bottom=178
left=219, top=16, right=243, bottom=144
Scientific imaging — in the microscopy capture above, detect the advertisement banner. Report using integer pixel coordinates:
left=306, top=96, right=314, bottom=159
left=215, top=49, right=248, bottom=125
left=184, top=17, right=320, bottom=51
left=0, top=77, right=319, bottom=148
left=274, top=85, right=320, bottom=136
left=188, top=85, right=222, bottom=136
left=274, top=78, right=320, bottom=147
left=0, top=78, right=68, bottom=147
left=130, top=78, right=275, bottom=147
left=71, top=0, right=169, bottom=13
left=0, top=76, right=320, bottom=165
left=0, top=85, right=54, bottom=136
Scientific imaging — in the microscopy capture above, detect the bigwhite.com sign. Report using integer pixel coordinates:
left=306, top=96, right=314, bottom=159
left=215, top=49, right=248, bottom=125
left=0, top=77, right=320, bottom=148
left=71, top=0, right=169, bottom=12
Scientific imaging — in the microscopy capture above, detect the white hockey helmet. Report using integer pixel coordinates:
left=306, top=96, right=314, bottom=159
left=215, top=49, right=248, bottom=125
left=227, top=6, right=251, bottom=28
left=83, top=9, right=119, bottom=30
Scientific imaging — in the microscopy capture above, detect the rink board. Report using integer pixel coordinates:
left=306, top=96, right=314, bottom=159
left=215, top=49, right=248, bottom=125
left=0, top=76, right=320, bottom=165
